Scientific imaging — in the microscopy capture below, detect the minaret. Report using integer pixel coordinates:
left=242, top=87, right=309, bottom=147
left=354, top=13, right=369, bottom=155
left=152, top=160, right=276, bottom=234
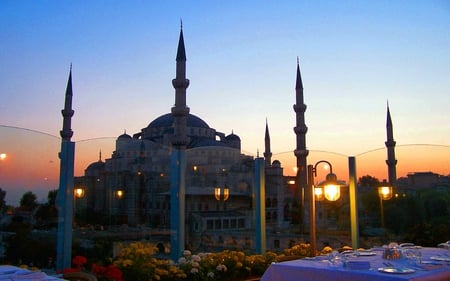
left=60, top=66, right=74, bottom=141
left=171, top=23, right=190, bottom=148
left=385, top=102, right=397, bottom=186
left=264, top=119, right=272, bottom=167
left=170, top=23, right=189, bottom=261
left=56, top=65, right=76, bottom=271
left=293, top=59, right=309, bottom=192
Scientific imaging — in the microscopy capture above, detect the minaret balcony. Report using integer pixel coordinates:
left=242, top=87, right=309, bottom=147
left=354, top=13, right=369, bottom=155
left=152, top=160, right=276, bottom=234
left=172, top=78, right=190, bottom=88
left=171, top=106, right=190, bottom=117
left=293, top=104, right=307, bottom=113
left=294, top=125, right=308, bottom=134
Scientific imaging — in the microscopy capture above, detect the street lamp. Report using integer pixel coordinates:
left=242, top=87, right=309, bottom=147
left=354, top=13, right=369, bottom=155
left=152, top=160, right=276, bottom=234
left=74, top=187, right=85, bottom=199
left=214, top=185, right=230, bottom=201
left=378, top=180, right=393, bottom=228
left=73, top=187, right=85, bottom=226
left=307, top=160, right=339, bottom=256
left=116, top=189, right=124, bottom=199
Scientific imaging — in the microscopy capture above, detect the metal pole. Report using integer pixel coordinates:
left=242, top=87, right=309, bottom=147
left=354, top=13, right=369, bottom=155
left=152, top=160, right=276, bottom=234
left=307, top=165, right=316, bottom=257
left=254, top=157, right=266, bottom=254
left=348, top=156, right=359, bottom=249
left=170, top=149, right=186, bottom=261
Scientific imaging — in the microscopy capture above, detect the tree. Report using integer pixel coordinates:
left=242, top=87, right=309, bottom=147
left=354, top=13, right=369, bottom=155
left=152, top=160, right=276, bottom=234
left=47, top=190, right=57, bottom=205
left=0, top=187, right=6, bottom=213
left=34, top=189, right=58, bottom=229
left=19, top=191, right=38, bottom=211
left=358, top=175, right=380, bottom=187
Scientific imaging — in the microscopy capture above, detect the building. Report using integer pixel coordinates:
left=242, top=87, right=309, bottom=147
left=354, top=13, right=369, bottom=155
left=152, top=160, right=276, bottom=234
left=76, top=27, right=297, bottom=251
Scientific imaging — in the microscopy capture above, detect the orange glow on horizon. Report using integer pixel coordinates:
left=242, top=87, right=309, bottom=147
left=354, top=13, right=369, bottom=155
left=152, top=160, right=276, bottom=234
left=1, top=126, right=449, bottom=206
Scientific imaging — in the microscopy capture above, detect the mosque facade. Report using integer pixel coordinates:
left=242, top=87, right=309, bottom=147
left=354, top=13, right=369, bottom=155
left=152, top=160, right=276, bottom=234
left=76, top=27, right=301, bottom=251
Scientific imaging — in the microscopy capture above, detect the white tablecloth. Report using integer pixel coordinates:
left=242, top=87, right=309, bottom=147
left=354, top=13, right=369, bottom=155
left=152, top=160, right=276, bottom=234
left=261, top=247, right=450, bottom=281
left=0, top=265, right=64, bottom=280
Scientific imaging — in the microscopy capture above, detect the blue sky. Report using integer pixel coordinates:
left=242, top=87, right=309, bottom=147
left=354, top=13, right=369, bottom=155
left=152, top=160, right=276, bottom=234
left=1, top=0, right=449, bottom=159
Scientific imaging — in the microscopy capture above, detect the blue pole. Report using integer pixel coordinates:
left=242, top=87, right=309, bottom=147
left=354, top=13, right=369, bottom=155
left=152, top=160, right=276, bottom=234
left=170, top=149, right=186, bottom=261
left=254, top=157, right=266, bottom=253
left=56, top=140, right=75, bottom=271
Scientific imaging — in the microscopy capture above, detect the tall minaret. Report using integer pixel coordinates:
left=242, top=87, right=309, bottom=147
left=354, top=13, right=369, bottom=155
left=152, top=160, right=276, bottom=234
left=385, top=102, right=397, bottom=186
left=264, top=119, right=272, bottom=167
left=170, top=23, right=190, bottom=261
left=171, top=23, right=190, bottom=148
left=56, top=65, right=76, bottom=271
left=293, top=59, right=309, bottom=192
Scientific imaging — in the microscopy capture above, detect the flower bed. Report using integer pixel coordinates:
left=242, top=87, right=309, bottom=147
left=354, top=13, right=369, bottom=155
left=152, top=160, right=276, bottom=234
left=63, top=241, right=335, bottom=281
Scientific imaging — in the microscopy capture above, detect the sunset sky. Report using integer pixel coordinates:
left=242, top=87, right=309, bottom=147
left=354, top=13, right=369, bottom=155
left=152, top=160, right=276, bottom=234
left=1, top=1, right=449, bottom=205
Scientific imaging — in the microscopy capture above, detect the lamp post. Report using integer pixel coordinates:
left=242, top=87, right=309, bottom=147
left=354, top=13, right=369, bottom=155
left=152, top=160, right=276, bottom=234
left=378, top=180, right=393, bottom=229
left=74, top=187, right=85, bottom=225
left=307, top=160, right=338, bottom=256
left=115, top=189, right=124, bottom=225
left=307, top=157, right=359, bottom=255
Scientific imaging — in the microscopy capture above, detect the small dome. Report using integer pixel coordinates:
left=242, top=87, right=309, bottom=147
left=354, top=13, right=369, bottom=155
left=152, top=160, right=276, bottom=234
left=86, top=161, right=105, bottom=172
left=272, top=160, right=281, bottom=167
left=226, top=133, right=241, bottom=141
left=117, top=132, right=132, bottom=140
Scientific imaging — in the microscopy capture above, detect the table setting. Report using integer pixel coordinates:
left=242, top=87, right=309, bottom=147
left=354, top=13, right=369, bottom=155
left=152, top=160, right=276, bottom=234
left=0, top=265, right=64, bottom=281
left=261, top=243, right=450, bottom=281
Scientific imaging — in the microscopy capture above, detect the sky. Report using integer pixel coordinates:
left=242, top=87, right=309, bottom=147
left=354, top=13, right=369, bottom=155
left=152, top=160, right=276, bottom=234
left=1, top=1, right=449, bottom=205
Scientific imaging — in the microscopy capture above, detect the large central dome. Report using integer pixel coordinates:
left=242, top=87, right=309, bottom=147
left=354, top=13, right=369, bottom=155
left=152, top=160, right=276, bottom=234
left=147, top=113, right=210, bottom=129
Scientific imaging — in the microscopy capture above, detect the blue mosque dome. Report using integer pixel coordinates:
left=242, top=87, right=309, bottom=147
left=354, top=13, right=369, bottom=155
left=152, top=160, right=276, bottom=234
left=147, top=113, right=210, bottom=129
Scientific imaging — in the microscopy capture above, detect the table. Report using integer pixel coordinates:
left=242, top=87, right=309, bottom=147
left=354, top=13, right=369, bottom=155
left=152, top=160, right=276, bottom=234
left=0, top=265, right=64, bottom=280
left=261, top=247, right=450, bottom=281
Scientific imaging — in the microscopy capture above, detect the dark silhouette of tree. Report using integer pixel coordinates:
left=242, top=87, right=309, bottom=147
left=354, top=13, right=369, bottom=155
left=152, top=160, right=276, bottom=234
left=358, top=175, right=380, bottom=187
left=47, top=189, right=57, bottom=205
left=0, top=188, right=6, bottom=213
left=34, top=189, right=58, bottom=229
left=19, top=191, right=38, bottom=211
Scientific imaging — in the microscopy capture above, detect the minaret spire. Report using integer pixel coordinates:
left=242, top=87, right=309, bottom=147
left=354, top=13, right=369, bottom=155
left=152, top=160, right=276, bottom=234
left=172, top=24, right=190, bottom=148
left=264, top=118, right=272, bottom=167
left=385, top=101, right=397, bottom=186
left=60, top=64, right=74, bottom=141
left=293, top=59, right=309, bottom=189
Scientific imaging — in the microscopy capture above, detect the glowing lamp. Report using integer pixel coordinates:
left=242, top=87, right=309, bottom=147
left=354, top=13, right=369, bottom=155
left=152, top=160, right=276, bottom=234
left=74, top=188, right=85, bottom=198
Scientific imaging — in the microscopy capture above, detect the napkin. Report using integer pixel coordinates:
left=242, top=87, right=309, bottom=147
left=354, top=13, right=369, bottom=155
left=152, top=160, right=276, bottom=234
left=344, top=261, right=371, bottom=270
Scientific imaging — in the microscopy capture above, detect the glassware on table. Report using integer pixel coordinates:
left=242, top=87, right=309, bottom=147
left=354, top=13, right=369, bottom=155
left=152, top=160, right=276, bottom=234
left=328, top=251, right=345, bottom=267
left=382, top=243, right=403, bottom=260
left=403, top=248, right=422, bottom=264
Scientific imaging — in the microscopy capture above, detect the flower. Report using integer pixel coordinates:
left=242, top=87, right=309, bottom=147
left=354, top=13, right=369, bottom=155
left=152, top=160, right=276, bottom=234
left=72, top=255, right=87, bottom=270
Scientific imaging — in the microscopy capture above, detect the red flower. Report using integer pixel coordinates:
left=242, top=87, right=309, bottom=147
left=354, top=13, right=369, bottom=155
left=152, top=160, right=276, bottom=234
left=72, top=255, right=88, bottom=268
left=92, top=263, right=124, bottom=281
left=105, top=264, right=123, bottom=281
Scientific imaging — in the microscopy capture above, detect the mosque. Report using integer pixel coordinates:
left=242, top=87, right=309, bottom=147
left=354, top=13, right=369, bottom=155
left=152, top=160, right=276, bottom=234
left=73, top=26, right=398, bottom=251
left=74, top=26, right=304, bottom=251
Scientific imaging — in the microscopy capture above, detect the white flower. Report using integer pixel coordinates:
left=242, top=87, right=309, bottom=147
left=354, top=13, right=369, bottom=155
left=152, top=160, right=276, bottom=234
left=183, top=250, right=192, bottom=256
left=216, top=264, right=228, bottom=272
left=178, top=257, right=187, bottom=264
left=191, top=261, right=200, bottom=268
left=207, top=271, right=215, bottom=278
left=192, top=254, right=201, bottom=262
left=190, top=268, right=199, bottom=274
